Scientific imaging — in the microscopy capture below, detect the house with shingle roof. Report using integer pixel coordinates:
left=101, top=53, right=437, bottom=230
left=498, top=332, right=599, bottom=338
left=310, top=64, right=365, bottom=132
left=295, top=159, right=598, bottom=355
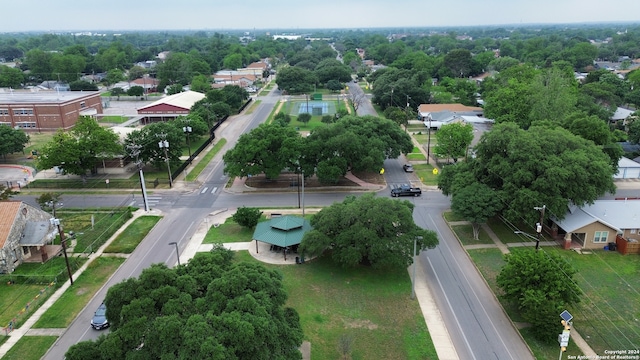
left=0, top=202, right=60, bottom=273
left=419, top=104, right=484, bottom=129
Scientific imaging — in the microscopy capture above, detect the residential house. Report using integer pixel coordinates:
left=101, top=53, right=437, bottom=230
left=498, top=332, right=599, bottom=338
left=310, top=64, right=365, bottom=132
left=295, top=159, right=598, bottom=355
left=0, top=202, right=60, bottom=274
left=615, top=157, right=640, bottom=179
left=131, top=76, right=160, bottom=93
left=419, top=103, right=484, bottom=129
left=551, top=200, right=640, bottom=252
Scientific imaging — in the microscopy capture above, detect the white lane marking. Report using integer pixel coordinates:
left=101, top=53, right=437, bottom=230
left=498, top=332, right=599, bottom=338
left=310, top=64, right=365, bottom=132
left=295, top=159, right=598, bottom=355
left=211, top=187, right=217, bottom=194
left=201, top=187, right=208, bottom=194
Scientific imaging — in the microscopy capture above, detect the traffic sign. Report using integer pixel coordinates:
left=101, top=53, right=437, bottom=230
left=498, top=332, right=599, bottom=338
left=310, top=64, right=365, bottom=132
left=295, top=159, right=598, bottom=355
left=558, top=330, right=570, bottom=347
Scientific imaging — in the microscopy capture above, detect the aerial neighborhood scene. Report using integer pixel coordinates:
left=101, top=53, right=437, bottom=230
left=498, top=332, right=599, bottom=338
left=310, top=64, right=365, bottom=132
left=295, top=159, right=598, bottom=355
left=1, top=0, right=640, bottom=359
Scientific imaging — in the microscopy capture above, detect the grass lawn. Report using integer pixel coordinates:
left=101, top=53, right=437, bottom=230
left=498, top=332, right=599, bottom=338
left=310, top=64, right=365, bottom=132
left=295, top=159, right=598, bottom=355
left=412, top=163, right=439, bottom=186
left=103, top=215, right=162, bottom=253
left=0, top=284, right=52, bottom=327
left=202, top=215, right=268, bottom=244
left=98, top=115, right=128, bottom=124
left=541, top=247, right=640, bottom=354
left=486, top=217, right=554, bottom=244
left=406, top=153, right=427, bottom=161
left=263, top=255, right=436, bottom=359
left=32, top=257, right=125, bottom=328
left=451, top=224, right=494, bottom=245
left=1, top=336, right=57, bottom=360
left=443, top=211, right=464, bottom=222
left=185, top=138, right=227, bottom=181
left=57, top=209, right=133, bottom=254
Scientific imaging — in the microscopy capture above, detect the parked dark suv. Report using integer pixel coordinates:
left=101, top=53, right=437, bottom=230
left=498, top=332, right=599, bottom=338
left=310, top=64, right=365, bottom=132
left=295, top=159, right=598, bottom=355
left=91, top=303, right=109, bottom=330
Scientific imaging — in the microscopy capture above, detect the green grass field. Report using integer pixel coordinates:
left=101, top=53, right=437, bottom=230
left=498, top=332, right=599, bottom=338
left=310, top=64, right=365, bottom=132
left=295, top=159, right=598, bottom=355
left=0, top=284, right=52, bottom=328
left=412, top=163, right=439, bottom=186
left=103, top=215, right=162, bottom=253
left=451, top=224, right=494, bottom=245
left=32, top=257, right=125, bottom=328
left=245, top=253, right=437, bottom=359
left=1, top=336, right=57, bottom=360
left=203, top=216, right=268, bottom=244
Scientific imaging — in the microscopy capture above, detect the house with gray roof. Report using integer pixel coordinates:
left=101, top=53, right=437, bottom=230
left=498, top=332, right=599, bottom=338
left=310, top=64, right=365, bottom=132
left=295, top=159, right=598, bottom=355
left=551, top=200, right=640, bottom=251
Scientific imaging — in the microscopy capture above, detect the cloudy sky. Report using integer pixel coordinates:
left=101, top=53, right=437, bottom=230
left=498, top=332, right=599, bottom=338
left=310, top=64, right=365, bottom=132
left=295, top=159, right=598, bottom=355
left=3, top=0, right=640, bottom=32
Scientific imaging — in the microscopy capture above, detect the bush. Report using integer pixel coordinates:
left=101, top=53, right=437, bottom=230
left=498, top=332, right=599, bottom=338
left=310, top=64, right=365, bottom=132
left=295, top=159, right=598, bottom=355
left=232, top=207, right=263, bottom=228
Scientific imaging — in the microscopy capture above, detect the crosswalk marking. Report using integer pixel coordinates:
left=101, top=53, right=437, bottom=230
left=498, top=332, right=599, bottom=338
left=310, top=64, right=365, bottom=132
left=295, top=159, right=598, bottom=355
left=211, top=187, right=217, bottom=194
left=201, top=187, right=208, bottom=194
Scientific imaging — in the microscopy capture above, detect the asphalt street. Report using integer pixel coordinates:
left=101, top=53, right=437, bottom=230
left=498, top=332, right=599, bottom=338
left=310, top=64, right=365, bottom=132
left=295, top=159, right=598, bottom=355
left=26, top=84, right=536, bottom=359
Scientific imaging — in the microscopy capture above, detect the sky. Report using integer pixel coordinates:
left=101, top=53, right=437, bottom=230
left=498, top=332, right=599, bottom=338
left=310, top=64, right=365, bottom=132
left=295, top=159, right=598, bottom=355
left=2, top=0, right=640, bottom=32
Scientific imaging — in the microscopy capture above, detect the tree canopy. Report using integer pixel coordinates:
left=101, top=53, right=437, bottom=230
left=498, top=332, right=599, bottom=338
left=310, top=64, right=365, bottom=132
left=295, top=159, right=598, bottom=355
left=299, top=193, right=438, bottom=269
left=37, top=116, right=122, bottom=176
left=439, top=122, right=616, bottom=225
left=497, top=250, right=581, bottom=341
left=65, top=247, right=304, bottom=360
left=433, top=122, right=474, bottom=163
left=0, top=125, right=29, bottom=159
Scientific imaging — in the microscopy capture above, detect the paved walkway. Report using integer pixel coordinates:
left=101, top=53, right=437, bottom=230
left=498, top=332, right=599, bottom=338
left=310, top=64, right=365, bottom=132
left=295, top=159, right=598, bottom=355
left=452, top=220, right=598, bottom=358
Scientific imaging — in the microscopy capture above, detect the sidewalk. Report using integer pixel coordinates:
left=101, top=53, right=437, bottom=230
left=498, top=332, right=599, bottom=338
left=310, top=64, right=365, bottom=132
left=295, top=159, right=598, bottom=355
left=0, top=208, right=161, bottom=358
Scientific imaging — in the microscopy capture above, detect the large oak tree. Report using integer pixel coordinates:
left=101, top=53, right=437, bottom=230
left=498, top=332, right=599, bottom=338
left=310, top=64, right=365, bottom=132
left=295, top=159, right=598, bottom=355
left=65, top=247, right=304, bottom=360
left=299, top=193, right=438, bottom=269
left=439, top=122, right=616, bottom=225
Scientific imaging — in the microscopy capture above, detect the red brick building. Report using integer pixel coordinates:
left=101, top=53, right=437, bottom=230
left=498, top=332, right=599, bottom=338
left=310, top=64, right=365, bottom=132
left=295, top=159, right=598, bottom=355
left=0, top=91, right=103, bottom=131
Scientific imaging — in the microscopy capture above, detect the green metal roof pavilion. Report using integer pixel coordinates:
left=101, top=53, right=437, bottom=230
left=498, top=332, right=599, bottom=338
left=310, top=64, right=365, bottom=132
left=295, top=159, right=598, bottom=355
left=252, top=216, right=312, bottom=258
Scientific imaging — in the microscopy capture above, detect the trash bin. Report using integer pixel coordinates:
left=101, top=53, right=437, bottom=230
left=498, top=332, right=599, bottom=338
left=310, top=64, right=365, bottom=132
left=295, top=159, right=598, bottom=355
left=608, top=242, right=617, bottom=251
left=295, top=257, right=300, bottom=264
left=603, top=245, right=609, bottom=251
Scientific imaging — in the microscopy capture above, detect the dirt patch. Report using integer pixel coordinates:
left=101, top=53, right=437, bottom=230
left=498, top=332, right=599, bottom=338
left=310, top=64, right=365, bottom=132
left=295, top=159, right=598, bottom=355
left=75, top=287, right=88, bottom=296
left=343, top=318, right=378, bottom=330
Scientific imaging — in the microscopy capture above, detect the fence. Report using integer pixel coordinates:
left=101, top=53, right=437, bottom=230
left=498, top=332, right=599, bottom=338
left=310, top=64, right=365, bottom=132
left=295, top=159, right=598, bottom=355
left=25, top=178, right=160, bottom=190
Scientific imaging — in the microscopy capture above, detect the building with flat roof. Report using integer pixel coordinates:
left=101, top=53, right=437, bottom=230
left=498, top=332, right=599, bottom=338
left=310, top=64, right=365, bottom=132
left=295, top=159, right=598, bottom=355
left=0, top=91, right=103, bottom=131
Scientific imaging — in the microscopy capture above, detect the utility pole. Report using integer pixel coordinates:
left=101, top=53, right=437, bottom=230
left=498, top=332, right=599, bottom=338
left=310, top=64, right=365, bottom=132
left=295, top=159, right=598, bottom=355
left=534, top=205, right=546, bottom=251
left=127, top=144, right=150, bottom=212
left=427, top=115, right=432, bottom=165
left=411, top=236, right=422, bottom=299
left=50, top=218, right=73, bottom=285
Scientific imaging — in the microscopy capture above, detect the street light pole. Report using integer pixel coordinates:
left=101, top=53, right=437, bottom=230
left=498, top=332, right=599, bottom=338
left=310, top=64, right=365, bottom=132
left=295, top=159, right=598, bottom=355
left=427, top=116, right=432, bottom=165
left=411, top=236, right=422, bottom=299
left=50, top=218, right=73, bottom=285
left=183, top=126, right=192, bottom=165
left=158, top=139, right=173, bottom=188
left=127, top=144, right=150, bottom=212
left=168, top=242, right=180, bottom=266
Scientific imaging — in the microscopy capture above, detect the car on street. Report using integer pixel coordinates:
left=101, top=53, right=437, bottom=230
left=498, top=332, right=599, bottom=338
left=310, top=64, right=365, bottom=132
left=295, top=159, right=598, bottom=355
left=390, top=183, right=422, bottom=197
left=91, top=303, right=109, bottom=330
left=403, top=164, right=414, bottom=172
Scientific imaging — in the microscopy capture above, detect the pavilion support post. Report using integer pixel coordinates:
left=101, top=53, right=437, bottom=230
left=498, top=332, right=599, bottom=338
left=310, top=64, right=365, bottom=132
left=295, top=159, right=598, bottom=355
left=255, top=240, right=259, bottom=253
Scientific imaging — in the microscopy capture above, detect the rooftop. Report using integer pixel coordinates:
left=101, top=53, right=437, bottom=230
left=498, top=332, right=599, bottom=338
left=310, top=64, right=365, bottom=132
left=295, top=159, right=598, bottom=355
left=0, top=90, right=100, bottom=105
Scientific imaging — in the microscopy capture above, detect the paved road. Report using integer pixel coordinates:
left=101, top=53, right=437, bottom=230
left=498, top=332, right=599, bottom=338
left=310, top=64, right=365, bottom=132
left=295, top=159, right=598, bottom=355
left=33, top=84, right=536, bottom=359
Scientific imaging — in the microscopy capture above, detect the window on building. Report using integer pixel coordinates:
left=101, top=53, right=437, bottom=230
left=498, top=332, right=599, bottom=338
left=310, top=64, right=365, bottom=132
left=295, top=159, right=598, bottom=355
left=15, top=122, right=36, bottom=128
left=22, top=246, right=29, bottom=255
left=80, top=101, right=86, bottom=108
left=631, top=229, right=637, bottom=234
left=0, top=109, right=9, bottom=115
left=594, top=231, right=609, bottom=243
left=0, top=122, right=11, bottom=127
left=13, top=109, right=34, bottom=116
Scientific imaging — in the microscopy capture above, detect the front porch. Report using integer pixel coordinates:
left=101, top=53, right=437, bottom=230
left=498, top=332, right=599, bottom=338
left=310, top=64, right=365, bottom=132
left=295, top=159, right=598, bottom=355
left=22, top=245, right=62, bottom=263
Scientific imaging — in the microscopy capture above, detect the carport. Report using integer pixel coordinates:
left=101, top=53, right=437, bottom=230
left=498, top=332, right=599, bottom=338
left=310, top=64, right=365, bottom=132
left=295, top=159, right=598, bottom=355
left=252, top=216, right=312, bottom=261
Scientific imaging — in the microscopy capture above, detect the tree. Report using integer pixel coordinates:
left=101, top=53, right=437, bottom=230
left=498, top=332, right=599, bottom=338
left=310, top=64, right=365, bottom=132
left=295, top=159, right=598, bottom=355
left=123, top=122, right=183, bottom=170
left=37, top=117, right=122, bottom=176
left=305, top=115, right=413, bottom=184
left=299, top=193, right=438, bottom=269
left=0, top=125, right=29, bottom=159
left=0, top=65, right=24, bottom=88
left=190, top=74, right=211, bottom=93
left=444, top=49, right=473, bottom=78
left=222, top=53, right=243, bottom=70
left=104, top=68, right=124, bottom=88
left=126, top=85, right=144, bottom=97
left=297, top=113, right=311, bottom=125
left=127, top=66, right=147, bottom=81
left=110, top=87, right=125, bottom=100
left=274, top=112, right=292, bottom=126
left=275, top=66, right=317, bottom=94
left=36, top=193, right=62, bottom=217
left=0, top=184, right=15, bottom=201
left=497, top=250, right=581, bottom=341
left=326, top=79, right=343, bottom=92
left=232, top=207, right=262, bottom=228
left=69, top=80, right=98, bottom=91
left=65, top=247, right=304, bottom=360
left=451, top=183, right=501, bottom=240
left=346, top=91, right=366, bottom=112
left=440, top=122, right=616, bottom=225
left=433, top=122, right=474, bottom=163
left=223, top=123, right=303, bottom=179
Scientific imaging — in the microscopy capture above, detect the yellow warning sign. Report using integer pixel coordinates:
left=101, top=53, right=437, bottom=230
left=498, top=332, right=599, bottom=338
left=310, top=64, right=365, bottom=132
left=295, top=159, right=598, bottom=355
left=432, top=168, right=439, bottom=175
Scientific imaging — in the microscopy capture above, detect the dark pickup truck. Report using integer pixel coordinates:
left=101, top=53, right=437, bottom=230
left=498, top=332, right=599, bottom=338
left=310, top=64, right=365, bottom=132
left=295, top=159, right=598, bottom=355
left=390, top=184, right=422, bottom=197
